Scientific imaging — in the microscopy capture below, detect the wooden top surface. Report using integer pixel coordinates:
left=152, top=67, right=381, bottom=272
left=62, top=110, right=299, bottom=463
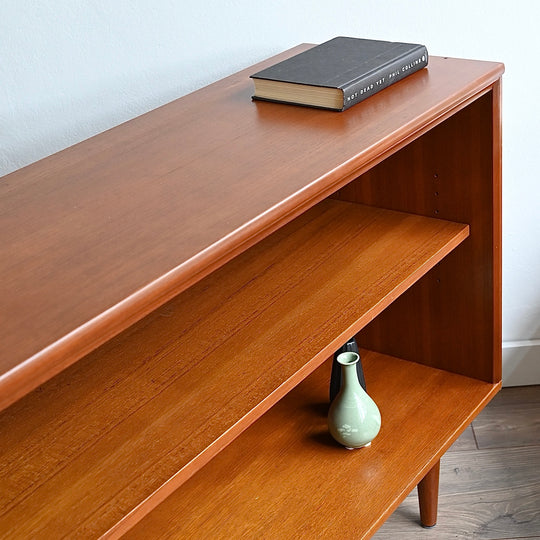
left=0, top=46, right=504, bottom=408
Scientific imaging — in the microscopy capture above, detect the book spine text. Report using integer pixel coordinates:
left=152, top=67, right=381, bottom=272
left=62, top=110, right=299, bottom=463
left=342, top=47, right=428, bottom=110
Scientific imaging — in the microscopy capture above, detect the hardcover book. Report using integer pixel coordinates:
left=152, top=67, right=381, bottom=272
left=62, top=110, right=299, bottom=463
left=250, top=36, right=428, bottom=111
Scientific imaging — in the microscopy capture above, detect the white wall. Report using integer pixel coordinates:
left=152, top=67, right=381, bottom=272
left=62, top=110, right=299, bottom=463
left=1, top=0, right=539, bottom=384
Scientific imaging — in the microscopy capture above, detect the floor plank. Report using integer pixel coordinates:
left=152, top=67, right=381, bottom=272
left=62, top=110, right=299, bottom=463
left=373, top=384, right=540, bottom=540
left=374, top=446, right=540, bottom=539
left=472, top=386, right=540, bottom=449
left=448, top=425, right=477, bottom=452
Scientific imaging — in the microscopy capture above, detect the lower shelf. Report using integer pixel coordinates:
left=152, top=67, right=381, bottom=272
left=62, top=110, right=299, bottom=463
left=0, top=200, right=468, bottom=539
left=125, top=350, right=500, bottom=539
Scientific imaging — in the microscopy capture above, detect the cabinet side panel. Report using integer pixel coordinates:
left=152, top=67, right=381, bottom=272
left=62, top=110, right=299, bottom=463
left=491, top=79, right=503, bottom=382
left=334, top=89, right=502, bottom=382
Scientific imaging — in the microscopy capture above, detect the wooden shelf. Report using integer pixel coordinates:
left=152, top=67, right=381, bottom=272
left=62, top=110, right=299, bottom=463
left=0, top=43, right=503, bottom=539
left=0, top=52, right=503, bottom=412
left=125, top=351, right=500, bottom=540
left=0, top=200, right=467, bottom=538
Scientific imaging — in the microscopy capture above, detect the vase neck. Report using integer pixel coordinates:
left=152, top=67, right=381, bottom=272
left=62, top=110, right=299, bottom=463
left=341, top=362, right=361, bottom=390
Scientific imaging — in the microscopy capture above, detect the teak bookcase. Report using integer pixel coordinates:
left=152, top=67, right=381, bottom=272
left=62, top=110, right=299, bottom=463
left=0, top=45, right=503, bottom=539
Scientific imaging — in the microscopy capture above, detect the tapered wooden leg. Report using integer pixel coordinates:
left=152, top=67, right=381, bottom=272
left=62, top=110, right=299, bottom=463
left=417, top=460, right=440, bottom=528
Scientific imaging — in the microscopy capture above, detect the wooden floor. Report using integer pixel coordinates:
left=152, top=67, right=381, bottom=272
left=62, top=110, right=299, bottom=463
left=374, top=385, right=540, bottom=539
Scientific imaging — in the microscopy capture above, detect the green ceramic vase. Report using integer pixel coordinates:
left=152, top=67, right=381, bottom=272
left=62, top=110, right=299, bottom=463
left=328, top=352, right=381, bottom=449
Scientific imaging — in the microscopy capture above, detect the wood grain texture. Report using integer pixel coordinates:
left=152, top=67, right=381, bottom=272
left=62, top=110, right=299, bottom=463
left=335, top=87, right=502, bottom=383
left=472, top=386, right=540, bottom=449
left=447, top=425, right=477, bottom=452
left=376, top=387, right=540, bottom=539
left=0, top=46, right=504, bottom=540
left=375, top=447, right=540, bottom=539
left=124, top=352, right=500, bottom=540
left=0, top=201, right=468, bottom=539
left=0, top=51, right=504, bottom=410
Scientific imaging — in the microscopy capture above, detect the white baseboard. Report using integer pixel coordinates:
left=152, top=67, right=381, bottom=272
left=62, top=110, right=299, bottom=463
left=502, top=340, right=540, bottom=386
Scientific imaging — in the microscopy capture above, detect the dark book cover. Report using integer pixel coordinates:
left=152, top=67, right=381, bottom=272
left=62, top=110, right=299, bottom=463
left=251, top=36, right=428, bottom=111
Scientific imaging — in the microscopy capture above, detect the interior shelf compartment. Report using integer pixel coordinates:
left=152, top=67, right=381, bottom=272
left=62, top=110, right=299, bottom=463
left=126, top=350, right=500, bottom=539
left=0, top=199, right=468, bottom=538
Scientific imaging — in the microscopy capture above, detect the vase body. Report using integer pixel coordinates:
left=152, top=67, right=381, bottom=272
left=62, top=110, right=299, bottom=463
left=328, top=352, right=381, bottom=449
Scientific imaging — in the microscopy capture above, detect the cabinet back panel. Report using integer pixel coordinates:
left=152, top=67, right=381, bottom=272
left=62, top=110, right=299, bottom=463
left=334, top=89, right=501, bottom=382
